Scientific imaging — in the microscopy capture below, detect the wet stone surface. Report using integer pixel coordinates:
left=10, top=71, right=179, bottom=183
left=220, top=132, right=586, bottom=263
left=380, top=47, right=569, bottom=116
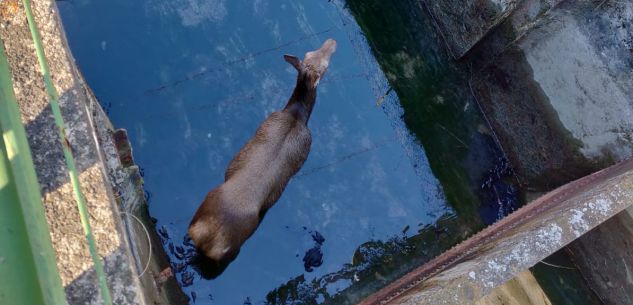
left=422, top=0, right=519, bottom=58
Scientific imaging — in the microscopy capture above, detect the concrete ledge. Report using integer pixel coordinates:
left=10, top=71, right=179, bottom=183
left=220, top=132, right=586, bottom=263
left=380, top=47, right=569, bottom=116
left=0, top=0, right=186, bottom=304
left=566, top=209, right=633, bottom=304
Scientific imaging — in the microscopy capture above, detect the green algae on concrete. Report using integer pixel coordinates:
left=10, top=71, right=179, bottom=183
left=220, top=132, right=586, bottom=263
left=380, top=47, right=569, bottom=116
left=346, top=0, right=519, bottom=224
left=264, top=1, right=529, bottom=303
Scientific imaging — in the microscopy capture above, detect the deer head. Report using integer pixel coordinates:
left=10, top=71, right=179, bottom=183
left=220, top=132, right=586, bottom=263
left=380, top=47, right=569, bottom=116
left=284, top=38, right=337, bottom=89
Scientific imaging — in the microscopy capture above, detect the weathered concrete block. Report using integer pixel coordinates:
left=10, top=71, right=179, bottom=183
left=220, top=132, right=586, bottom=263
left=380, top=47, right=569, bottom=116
left=516, top=2, right=633, bottom=161
left=423, top=0, right=519, bottom=58
left=423, top=0, right=570, bottom=58
left=567, top=210, right=633, bottom=305
left=470, top=48, right=596, bottom=190
left=466, top=0, right=633, bottom=191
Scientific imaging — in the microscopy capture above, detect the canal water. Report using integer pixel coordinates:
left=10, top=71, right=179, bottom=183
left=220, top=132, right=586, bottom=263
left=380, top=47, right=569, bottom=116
left=58, top=0, right=522, bottom=304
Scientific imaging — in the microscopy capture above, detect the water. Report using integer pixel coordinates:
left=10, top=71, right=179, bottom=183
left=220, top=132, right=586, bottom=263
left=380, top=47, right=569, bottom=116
left=58, top=0, right=518, bottom=304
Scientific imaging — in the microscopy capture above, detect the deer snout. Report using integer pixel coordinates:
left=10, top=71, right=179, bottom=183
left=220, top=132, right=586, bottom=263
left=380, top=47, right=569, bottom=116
left=320, top=39, right=337, bottom=57
left=304, top=39, right=337, bottom=74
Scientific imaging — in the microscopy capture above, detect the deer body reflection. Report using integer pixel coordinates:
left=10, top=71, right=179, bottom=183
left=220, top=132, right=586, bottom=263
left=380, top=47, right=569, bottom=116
left=189, top=39, right=337, bottom=276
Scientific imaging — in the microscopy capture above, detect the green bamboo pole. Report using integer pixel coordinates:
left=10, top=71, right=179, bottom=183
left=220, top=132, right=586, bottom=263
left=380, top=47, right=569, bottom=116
left=21, top=1, right=113, bottom=304
left=0, top=40, right=68, bottom=305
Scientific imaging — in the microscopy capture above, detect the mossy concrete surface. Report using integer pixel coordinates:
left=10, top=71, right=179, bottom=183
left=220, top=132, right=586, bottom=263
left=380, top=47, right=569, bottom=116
left=390, top=0, right=633, bottom=304
left=0, top=0, right=186, bottom=304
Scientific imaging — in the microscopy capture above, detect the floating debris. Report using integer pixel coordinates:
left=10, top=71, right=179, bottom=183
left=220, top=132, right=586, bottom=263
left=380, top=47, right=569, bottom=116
left=158, top=226, right=169, bottom=240
left=172, top=262, right=187, bottom=273
left=181, top=271, right=194, bottom=287
left=183, top=234, right=194, bottom=247
left=402, top=225, right=410, bottom=235
left=311, top=231, right=325, bottom=245
left=375, top=87, right=393, bottom=106
left=303, top=247, right=324, bottom=272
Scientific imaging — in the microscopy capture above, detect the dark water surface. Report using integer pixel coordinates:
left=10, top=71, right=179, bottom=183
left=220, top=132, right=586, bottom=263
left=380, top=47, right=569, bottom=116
left=59, top=0, right=518, bottom=304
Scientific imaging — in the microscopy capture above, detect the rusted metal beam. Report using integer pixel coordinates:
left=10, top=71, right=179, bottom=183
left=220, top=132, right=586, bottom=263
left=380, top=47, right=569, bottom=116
left=361, top=158, right=633, bottom=305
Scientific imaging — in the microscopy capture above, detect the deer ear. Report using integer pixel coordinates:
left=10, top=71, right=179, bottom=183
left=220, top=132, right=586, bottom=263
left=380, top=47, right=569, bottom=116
left=283, top=55, right=302, bottom=71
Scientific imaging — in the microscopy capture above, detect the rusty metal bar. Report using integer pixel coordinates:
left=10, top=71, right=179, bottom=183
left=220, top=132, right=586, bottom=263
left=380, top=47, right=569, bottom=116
left=361, top=158, right=633, bottom=305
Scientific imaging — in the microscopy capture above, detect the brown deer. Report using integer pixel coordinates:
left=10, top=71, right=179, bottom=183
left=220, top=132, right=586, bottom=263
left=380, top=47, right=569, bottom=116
left=188, top=39, right=336, bottom=273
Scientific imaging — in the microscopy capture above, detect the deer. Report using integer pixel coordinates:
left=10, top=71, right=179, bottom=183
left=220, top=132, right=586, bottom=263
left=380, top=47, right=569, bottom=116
left=188, top=39, right=336, bottom=275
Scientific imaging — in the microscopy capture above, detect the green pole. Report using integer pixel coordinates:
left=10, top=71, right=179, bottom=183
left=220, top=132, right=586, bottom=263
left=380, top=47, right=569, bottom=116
left=21, top=1, right=113, bottom=304
left=0, top=40, right=68, bottom=305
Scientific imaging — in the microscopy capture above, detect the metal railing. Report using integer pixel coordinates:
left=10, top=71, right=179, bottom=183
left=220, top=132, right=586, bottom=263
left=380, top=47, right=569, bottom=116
left=0, top=40, right=68, bottom=305
left=0, top=1, right=114, bottom=304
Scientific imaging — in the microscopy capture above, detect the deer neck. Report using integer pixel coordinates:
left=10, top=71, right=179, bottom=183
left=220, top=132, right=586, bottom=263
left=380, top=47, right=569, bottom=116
left=284, top=73, right=317, bottom=122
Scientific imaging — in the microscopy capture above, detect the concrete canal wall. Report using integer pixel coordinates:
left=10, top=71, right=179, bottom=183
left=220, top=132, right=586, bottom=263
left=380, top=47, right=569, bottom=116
left=2, top=0, right=632, bottom=304
left=372, top=0, right=633, bottom=304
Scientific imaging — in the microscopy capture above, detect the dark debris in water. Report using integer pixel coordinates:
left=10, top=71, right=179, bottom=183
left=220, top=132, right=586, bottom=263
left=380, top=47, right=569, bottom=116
left=168, top=242, right=175, bottom=256
left=479, top=157, right=521, bottom=225
left=157, top=226, right=169, bottom=240
left=172, top=261, right=187, bottom=273
left=244, top=297, right=252, bottom=305
left=183, top=234, right=194, bottom=248
left=303, top=247, right=324, bottom=272
left=402, top=225, right=410, bottom=235
left=181, top=271, right=194, bottom=287
left=311, top=231, right=325, bottom=245
left=161, top=230, right=233, bottom=284
left=143, top=190, right=152, bottom=202
left=302, top=230, right=326, bottom=272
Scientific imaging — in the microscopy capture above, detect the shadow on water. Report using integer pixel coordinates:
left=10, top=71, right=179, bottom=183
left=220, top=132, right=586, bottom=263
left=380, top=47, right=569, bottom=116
left=189, top=252, right=230, bottom=280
